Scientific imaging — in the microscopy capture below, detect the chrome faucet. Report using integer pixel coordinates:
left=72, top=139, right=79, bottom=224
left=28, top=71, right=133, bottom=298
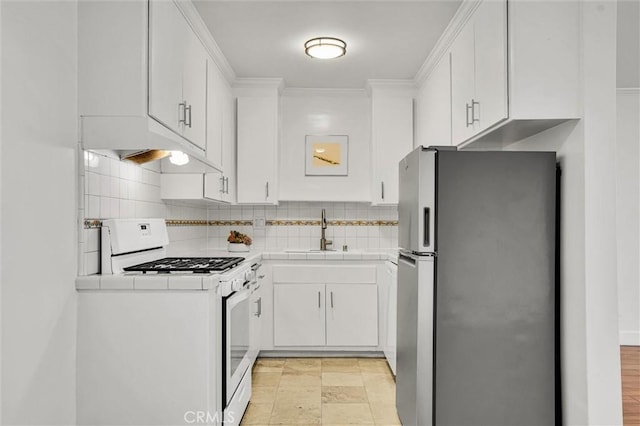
left=320, top=208, right=332, bottom=251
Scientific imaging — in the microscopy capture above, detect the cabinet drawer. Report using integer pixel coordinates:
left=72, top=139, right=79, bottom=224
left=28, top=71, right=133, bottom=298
left=272, top=265, right=376, bottom=284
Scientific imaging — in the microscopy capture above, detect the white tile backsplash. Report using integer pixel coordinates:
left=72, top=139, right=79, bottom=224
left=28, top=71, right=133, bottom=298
left=207, top=202, right=398, bottom=251
left=79, top=151, right=398, bottom=276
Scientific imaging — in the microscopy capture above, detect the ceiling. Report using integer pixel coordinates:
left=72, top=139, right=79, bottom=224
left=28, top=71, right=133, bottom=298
left=192, top=0, right=463, bottom=89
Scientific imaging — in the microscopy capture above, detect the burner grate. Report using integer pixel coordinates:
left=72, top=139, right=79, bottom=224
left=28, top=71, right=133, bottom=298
left=123, top=257, right=245, bottom=273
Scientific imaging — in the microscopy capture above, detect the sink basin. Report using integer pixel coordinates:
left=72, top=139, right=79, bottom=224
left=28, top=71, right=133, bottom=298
left=284, top=249, right=337, bottom=253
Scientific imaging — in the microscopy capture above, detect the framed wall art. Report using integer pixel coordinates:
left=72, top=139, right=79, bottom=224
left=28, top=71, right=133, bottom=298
left=305, top=135, right=348, bottom=176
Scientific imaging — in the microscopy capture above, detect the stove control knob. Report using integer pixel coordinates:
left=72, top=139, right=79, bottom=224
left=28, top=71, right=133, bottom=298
left=244, top=270, right=253, bottom=282
left=231, top=279, right=243, bottom=292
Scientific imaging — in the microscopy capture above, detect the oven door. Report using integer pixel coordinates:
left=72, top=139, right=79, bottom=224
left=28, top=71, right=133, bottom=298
left=224, top=286, right=252, bottom=406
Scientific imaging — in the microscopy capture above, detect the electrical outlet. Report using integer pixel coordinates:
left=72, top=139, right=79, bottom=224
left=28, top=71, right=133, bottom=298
left=253, top=217, right=266, bottom=230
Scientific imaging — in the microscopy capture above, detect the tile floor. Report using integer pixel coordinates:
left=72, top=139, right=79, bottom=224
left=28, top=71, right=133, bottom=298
left=240, top=357, right=400, bottom=425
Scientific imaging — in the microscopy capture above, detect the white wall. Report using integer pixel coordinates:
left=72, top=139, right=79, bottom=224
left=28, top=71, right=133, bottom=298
left=503, top=2, right=622, bottom=424
left=1, top=1, right=78, bottom=424
left=616, top=89, right=640, bottom=345
left=279, top=90, right=371, bottom=201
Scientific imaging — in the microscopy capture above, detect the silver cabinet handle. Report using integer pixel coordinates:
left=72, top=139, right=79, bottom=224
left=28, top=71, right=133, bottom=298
left=471, top=99, right=480, bottom=124
left=185, top=104, right=192, bottom=128
left=224, top=177, right=229, bottom=194
left=258, top=275, right=265, bottom=279
left=330, top=291, right=334, bottom=308
left=318, top=291, right=321, bottom=308
left=178, top=101, right=187, bottom=125
left=381, top=181, right=385, bottom=200
left=465, top=103, right=472, bottom=127
left=254, top=297, right=262, bottom=317
left=265, top=181, right=269, bottom=199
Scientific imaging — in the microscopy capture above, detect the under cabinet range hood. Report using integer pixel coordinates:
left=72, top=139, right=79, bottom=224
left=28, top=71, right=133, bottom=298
left=78, top=1, right=220, bottom=170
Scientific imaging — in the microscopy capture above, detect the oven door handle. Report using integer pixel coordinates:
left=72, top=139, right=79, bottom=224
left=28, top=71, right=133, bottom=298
left=227, top=288, right=250, bottom=310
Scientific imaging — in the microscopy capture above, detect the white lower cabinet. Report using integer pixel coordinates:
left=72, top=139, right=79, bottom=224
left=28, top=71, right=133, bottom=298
left=249, top=280, right=263, bottom=366
left=274, top=283, right=326, bottom=346
left=382, top=262, right=398, bottom=375
left=326, top=284, right=378, bottom=346
left=271, top=264, right=379, bottom=349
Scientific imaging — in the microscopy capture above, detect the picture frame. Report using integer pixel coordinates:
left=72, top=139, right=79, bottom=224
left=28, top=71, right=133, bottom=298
left=305, top=135, right=349, bottom=176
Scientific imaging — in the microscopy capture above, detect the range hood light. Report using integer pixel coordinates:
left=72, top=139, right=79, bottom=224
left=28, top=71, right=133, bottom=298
left=169, top=151, right=189, bottom=166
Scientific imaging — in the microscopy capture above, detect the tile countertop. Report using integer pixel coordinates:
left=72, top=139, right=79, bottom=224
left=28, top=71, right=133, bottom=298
left=75, top=250, right=397, bottom=291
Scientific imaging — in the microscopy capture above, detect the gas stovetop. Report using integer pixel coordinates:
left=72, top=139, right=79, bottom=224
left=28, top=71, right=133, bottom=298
left=123, top=257, right=245, bottom=274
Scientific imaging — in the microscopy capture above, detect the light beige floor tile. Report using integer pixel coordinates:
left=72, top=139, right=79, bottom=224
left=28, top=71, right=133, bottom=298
left=322, top=372, right=364, bottom=387
left=279, top=371, right=322, bottom=388
left=277, top=386, right=321, bottom=403
left=251, top=386, right=278, bottom=404
left=270, top=399, right=321, bottom=425
left=321, top=386, right=368, bottom=403
left=364, top=384, right=395, bottom=404
left=241, top=402, right=274, bottom=425
left=322, top=403, right=374, bottom=424
left=283, top=358, right=322, bottom=373
left=369, top=403, right=401, bottom=425
left=362, top=373, right=395, bottom=388
left=256, top=358, right=286, bottom=368
left=358, top=358, right=392, bottom=374
left=253, top=372, right=282, bottom=387
left=322, top=358, right=361, bottom=372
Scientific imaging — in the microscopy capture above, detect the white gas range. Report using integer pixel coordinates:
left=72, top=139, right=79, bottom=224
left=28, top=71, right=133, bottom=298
left=77, top=218, right=260, bottom=426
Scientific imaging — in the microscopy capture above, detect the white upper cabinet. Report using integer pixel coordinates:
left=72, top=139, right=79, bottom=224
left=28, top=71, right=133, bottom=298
left=420, top=0, right=580, bottom=148
left=450, top=0, right=507, bottom=145
left=148, top=0, right=186, bottom=136
left=78, top=0, right=228, bottom=164
left=149, top=0, right=207, bottom=151
left=206, top=60, right=224, bottom=169
left=236, top=94, right=279, bottom=205
left=417, top=53, right=452, bottom=147
left=369, top=83, right=415, bottom=205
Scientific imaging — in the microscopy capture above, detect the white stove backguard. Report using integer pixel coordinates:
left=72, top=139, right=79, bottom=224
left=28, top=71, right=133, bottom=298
left=101, top=218, right=169, bottom=274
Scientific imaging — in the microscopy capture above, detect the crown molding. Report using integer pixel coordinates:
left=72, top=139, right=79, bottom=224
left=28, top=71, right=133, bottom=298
left=414, top=0, right=481, bottom=86
left=281, top=87, right=368, bottom=98
left=176, top=1, right=237, bottom=85
left=233, top=78, right=285, bottom=91
left=365, top=79, right=417, bottom=97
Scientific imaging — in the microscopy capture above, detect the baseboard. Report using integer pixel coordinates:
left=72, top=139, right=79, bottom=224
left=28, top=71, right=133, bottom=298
left=620, top=331, right=640, bottom=346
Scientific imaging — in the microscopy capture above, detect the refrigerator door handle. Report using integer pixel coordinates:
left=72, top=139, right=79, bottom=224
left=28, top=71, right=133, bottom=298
left=423, top=207, right=430, bottom=247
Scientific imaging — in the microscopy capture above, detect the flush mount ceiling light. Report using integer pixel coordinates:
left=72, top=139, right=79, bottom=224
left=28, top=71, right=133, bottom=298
left=304, top=37, right=346, bottom=59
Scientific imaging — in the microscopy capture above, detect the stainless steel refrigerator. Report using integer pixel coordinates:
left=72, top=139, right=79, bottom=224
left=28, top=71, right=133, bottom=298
left=396, top=146, right=558, bottom=426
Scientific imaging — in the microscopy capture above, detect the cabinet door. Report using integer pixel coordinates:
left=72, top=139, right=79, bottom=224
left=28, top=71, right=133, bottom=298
left=450, top=21, right=476, bottom=145
left=249, top=284, right=263, bottom=366
left=421, top=54, right=452, bottom=146
left=148, top=0, right=187, bottom=135
left=386, top=264, right=398, bottom=375
left=206, top=59, right=224, bottom=168
left=181, top=29, right=208, bottom=150
left=237, top=96, right=278, bottom=204
left=326, top=284, right=378, bottom=346
left=274, top=284, right=325, bottom=346
left=371, top=96, right=414, bottom=205
left=473, top=0, right=508, bottom=134
left=203, top=172, right=226, bottom=203
left=221, top=83, right=236, bottom=203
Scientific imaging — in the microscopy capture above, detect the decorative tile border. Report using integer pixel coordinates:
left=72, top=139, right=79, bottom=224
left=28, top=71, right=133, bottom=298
left=266, top=220, right=398, bottom=226
left=84, top=218, right=397, bottom=229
